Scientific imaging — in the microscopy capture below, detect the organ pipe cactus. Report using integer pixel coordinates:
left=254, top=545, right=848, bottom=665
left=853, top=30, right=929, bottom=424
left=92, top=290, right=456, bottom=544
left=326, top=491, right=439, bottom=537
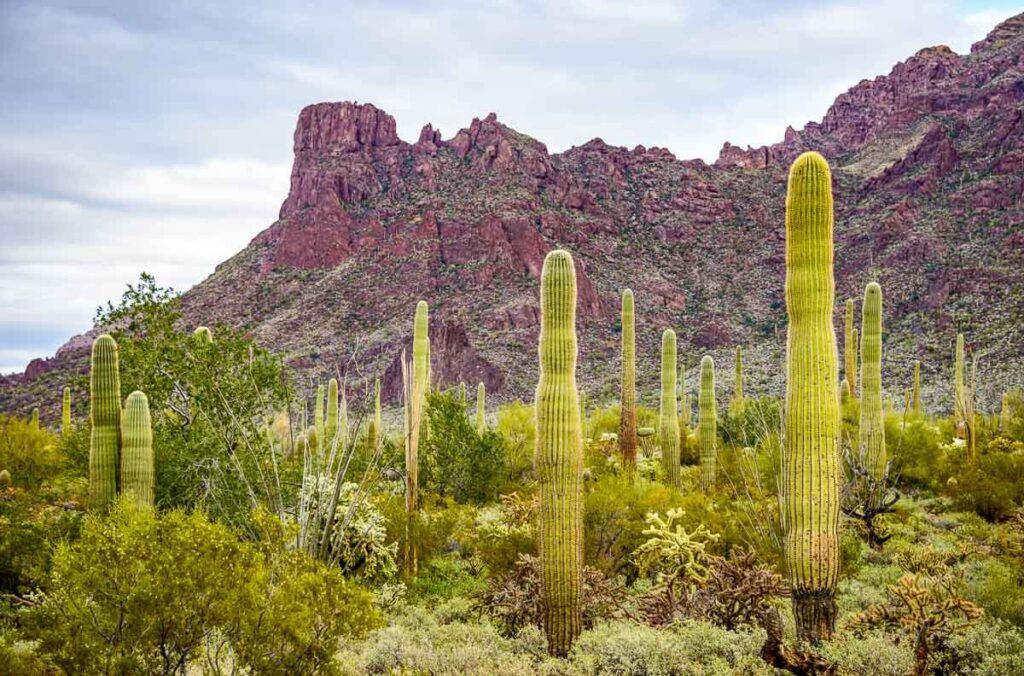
left=476, top=382, right=486, bottom=433
left=326, top=378, right=339, bottom=452
left=89, top=334, right=121, bottom=511
left=62, top=386, right=71, bottom=436
left=120, top=391, right=154, bottom=508
left=535, top=250, right=584, bottom=657
left=699, top=355, right=717, bottom=491
left=912, top=360, right=922, bottom=415
left=782, top=152, right=841, bottom=643
left=619, top=289, right=638, bottom=471
left=858, top=283, right=886, bottom=480
left=659, top=329, right=680, bottom=487
left=844, top=299, right=856, bottom=401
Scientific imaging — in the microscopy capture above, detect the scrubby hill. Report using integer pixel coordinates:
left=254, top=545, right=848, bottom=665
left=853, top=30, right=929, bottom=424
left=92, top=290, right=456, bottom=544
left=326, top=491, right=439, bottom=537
left=5, top=12, right=1023, bottom=415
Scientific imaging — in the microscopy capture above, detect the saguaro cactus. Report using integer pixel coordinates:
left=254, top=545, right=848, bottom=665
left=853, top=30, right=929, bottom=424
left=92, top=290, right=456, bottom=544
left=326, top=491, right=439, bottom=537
left=30, top=408, right=39, bottom=429
left=535, top=250, right=584, bottom=657
left=912, top=360, right=922, bottom=414
left=859, top=283, right=886, bottom=480
left=1002, top=392, right=1013, bottom=433
left=326, top=378, right=339, bottom=452
left=782, top=152, right=841, bottom=643
left=844, top=299, right=856, bottom=401
left=120, top=391, right=154, bottom=507
left=62, top=386, right=72, bottom=436
left=659, top=329, right=680, bottom=487
left=729, top=347, right=745, bottom=416
left=193, top=326, right=213, bottom=343
left=314, top=383, right=325, bottom=459
left=89, top=334, right=122, bottom=511
left=619, top=289, right=638, bottom=471
left=699, top=355, right=717, bottom=491
left=409, top=301, right=429, bottom=515
left=476, top=382, right=486, bottom=433
left=954, top=334, right=965, bottom=438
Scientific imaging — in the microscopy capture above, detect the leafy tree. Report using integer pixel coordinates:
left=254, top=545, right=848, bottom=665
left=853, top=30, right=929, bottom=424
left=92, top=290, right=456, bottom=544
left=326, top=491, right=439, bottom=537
left=421, top=391, right=506, bottom=504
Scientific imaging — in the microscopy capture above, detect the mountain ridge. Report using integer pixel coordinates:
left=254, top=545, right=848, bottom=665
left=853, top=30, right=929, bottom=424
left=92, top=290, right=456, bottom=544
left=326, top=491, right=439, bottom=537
left=5, top=12, right=1023, bottom=416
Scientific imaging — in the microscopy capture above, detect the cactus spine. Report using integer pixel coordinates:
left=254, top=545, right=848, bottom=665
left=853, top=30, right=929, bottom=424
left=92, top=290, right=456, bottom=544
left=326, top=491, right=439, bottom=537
left=699, top=355, right=717, bottom=491
left=659, top=329, right=680, bottom=486
left=326, top=378, right=339, bottom=452
left=476, top=382, right=486, bottom=433
left=782, top=152, right=841, bottom=643
left=954, top=334, right=965, bottom=438
left=120, top=391, right=154, bottom=508
left=858, top=283, right=886, bottom=480
left=62, top=387, right=71, bottom=435
left=535, top=250, right=584, bottom=657
left=912, top=360, right=922, bottom=414
left=89, top=334, right=122, bottom=511
left=619, top=289, right=638, bottom=471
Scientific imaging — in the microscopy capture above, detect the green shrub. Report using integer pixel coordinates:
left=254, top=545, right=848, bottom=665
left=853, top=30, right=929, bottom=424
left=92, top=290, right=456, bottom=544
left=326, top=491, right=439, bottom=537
left=818, top=630, right=914, bottom=676
left=0, top=416, right=62, bottom=490
left=967, top=557, right=1024, bottom=626
left=938, top=619, right=1024, bottom=675
left=422, top=392, right=507, bottom=504
left=496, top=400, right=535, bottom=489
left=950, top=451, right=1024, bottom=521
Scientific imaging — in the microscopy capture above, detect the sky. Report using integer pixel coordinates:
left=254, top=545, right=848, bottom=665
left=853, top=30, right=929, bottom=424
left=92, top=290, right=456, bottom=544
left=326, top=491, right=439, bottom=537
left=0, top=0, right=1021, bottom=374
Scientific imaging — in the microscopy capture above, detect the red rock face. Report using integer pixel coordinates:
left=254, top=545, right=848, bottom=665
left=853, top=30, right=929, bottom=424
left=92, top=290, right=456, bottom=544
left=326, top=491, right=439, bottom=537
left=5, top=13, right=1024, bottom=416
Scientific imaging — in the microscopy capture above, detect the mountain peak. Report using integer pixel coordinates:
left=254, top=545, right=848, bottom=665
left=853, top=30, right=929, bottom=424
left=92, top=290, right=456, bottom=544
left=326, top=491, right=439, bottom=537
left=971, top=11, right=1024, bottom=53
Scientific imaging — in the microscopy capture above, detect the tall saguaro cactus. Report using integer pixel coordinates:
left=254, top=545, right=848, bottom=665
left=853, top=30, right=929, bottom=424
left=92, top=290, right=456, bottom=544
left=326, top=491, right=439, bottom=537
left=782, top=152, right=841, bottom=643
left=120, top=391, right=154, bottom=508
left=62, top=386, right=72, bottom=436
left=729, top=346, right=745, bottom=416
left=699, top=355, right=718, bottom=491
left=844, top=299, right=856, bottom=401
left=954, top=334, right=966, bottom=439
left=659, top=329, right=680, bottom=487
left=326, top=378, right=339, bottom=453
left=619, top=289, right=638, bottom=471
left=535, top=250, right=584, bottom=657
left=89, top=334, right=122, bottom=511
left=476, top=382, right=486, bottom=433
left=912, top=360, right=922, bottom=414
left=409, top=301, right=429, bottom=515
left=314, top=383, right=325, bottom=459
left=859, top=283, right=886, bottom=480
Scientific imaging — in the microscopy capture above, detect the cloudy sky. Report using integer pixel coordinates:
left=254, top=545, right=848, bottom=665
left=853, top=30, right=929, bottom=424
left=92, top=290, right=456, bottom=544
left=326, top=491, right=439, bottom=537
left=1, top=0, right=1020, bottom=373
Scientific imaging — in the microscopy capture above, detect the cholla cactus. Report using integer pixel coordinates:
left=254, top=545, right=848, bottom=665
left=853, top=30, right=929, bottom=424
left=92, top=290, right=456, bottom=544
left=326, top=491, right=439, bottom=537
left=62, top=386, right=72, bottom=436
left=619, top=289, right=638, bottom=472
left=120, top=391, right=154, bottom=508
left=89, top=334, right=121, bottom=511
left=534, top=250, right=584, bottom=657
left=858, top=283, right=886, bottom=481
left=699, top=355, right=717, bottom=492
left=782, top=152, right=841, bottom=643
left=659, top=329, right=680, bottom=487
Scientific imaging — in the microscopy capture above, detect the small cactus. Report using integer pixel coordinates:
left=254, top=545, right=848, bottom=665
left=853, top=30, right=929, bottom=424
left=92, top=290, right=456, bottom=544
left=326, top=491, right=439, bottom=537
left=120, top=391, right=154, bottom=508
left=193, top=326, right=213, bottom=343
left=0, top=469, right=9, bottom=487
left=89, top=334, right=122, bottom=511
left=699, top=355, right=717, bottom=491
left=30, top=407, right=39, bottom=429
left=659, top=329, right=680, bottom=487
left=535, top=250, right=584, bottom=657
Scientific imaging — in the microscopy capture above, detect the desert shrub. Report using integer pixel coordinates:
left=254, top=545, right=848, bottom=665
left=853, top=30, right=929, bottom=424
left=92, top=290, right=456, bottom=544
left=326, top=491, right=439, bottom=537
left=27, top=499, right=379, bottom=674
left=719, top=396, right=782, bottom=449
left=0, top=620, right=52, bottom=675
left=889, top=417, right=946, bottom=489
left=967, top=557, right=1024, bottom=626
left=949, top=450, right=1024, bottom=521
left=422, top=392, right=506, bottom=504
left=380, top=493, right=477, bottom=574
left=410, top=556, right=488, bottom=601
left=468, top=493, right=536, bottom=575
left=496, top=400, right=535, bottom=488
left=571, top=620, right=770, bottom=676
left=0, top=416, right=62, bottom=490
left=938, top=619, right=1024, bottom=675
left=817, top=630, right=914, bottom=676
left=476, top=554, right=630, bottom=638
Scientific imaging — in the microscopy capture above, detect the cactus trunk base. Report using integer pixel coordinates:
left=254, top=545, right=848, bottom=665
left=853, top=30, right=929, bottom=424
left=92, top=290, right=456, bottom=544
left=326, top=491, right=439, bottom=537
left=792, top=592, right=837, bottom=644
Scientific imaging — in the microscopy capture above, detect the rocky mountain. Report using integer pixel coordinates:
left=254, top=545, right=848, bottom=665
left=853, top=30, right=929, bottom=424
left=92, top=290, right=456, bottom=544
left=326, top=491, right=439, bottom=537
left=5, top=12, right=1024, bottom=417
